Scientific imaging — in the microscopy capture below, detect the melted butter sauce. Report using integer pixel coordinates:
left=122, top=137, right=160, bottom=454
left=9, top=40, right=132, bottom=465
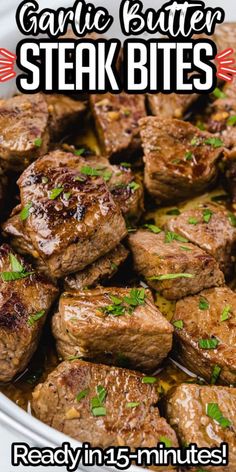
left=0, top=124, right=231, bottom=412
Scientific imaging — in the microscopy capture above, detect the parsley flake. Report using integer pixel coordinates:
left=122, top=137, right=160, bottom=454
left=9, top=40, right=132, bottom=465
left=149, top=273, right=194, bottom=281
left=159, top=436, right=172, bottom=447
left=203, top=208, right=213, bottom=223
left=213, top=87, right=226, bottom=99
left=165, top=231, right=188, bottom=243
left=19, top=202, right=32, bottom=221
left=210, top=365, right=221, bottom=385
left=49, top=187, right=64, bottom=200
left=227, top=115, right=236, bottom=126
left=207, top=403, right=231, bottom=428
left=199, top=297, right=209, bottom=311
left=144, top=224, right=162, bottom=234
left=204, top=137, right=224, bottom=148
left=126, top=402, right=140, bottom=408
left=76, top=388, right=89, bottom=402
left=27, top=310, right=45, bottom=327
left=188, top=217, right=199, bottom=225
left=173, top=319, right=183, bottom=329
left=221, top=305, right=232, bottom=322
left=199, top=338, right=219, bottom=349
left=34, top=138, right=42, bottom=148
left=142, top=376, right=157, bottom=384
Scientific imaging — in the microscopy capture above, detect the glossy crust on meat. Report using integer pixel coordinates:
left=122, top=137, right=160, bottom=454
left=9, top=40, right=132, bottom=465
left=52, top=287, right=173, bottom=372
left=0, top=94, right=49, bottom=171
left=167, top=384, right=236, bottom=472
left=128, top=230, right=224, bottom=300
left=0, top=244, right=58, bottom=382
left=16, top=151, right=127, bottom=278
left=165, top=203, right=236, bottom=276
left=32, top=359, right=178, bottom=453
left=90, top=93, right=146, bottom=159
left=140, top=117, right=224, bottom=203
left=64, top=244, right=128, bottom=290
left=172, top=286, right=236, bottom=385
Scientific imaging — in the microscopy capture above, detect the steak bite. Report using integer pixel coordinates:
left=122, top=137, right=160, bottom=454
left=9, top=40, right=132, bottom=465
left=167, top=383, right=236, bottom=472
left=165, top=203, right=236, bottom=276
left=15, top=150, right=127, bottom=278
left=147, top=93, right=198, bottom=119
left=0, top=94, right=49, bottom=171
left=32, top=359, right=178, bottom=451
left=0, top=244, right=58, bottom=382
left=128, top=230, right=224, bottom=300
left=172, top=286, right=236, bottom=385
left=140, top=117, right=224, bottom=203
left=90, top=93, right=146, bottom=159
left=52, top=286, right=173, bottom=372
left=45, top=94, right=86, bottom=140
left=64, top=244, right=128, bottom=290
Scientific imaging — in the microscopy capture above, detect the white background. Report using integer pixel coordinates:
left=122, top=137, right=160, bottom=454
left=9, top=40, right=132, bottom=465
left=0, top=0, right=236, bottom=471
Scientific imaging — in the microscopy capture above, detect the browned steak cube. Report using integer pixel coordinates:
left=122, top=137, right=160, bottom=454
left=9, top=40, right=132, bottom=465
left=64, top=244, right=128, bottom=290
left=0, top=94, right=49, bottom=171
left=167, top=383, right=236, bottom=472
left=78, top=155, right=144, bottom=220
left=0, top=244, right=58, bottom=382
left=128, top=230, right=224, bottom=300
left=32, top=359, right=178, bottom=452
left=165, top=203, right=236, bottom=276
left=205, top=97, right=236, bottom=150
left=52, top=286, right=173, bottom=372
left=90, top=93, right=146, bottom=159
left=16, top=151, right=127, bottom=278
left=139, top=117, right=224, bottom=203
left=173, top=286, right=236, bottom=385
left=147, top=93, right=198, bottom=119
left=45, top=94, right=86, bottom=140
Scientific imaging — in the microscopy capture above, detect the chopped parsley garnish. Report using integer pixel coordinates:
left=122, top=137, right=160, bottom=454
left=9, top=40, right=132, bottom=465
left=49, top=187, right=64, bottom=200
left=34, top=137, right=42, bottom=148
left=227, top=115, right=236, bottom=126
left=120, top=162, right=131, bottom=168
left=74, top=148, right=85, bottom=156
left=213, top=87, right=226, bottom=99
left=128, top=181, right=140, bottom=192
left=206, top=403, right=231, bottom=428
left=196, top=121, right=205, bottom=131
left=221, top=305, right=232, bottom=322
left=67, top=355, right=82, bottom=361
left=91, top=385, right=107, bottom=417
left=199, top=338, right=219, bottom=349
left=210, top=365, right=221, bottom=385
left=27, top=310, right=45, bottom=327
left=166, top=208, right=181, bottom=215
left=144, top=224, right=162, bottom=234
left=203, top=208, right=213, bottom=223
left=19, top=202, right=32, bottom=221
left=180, top=246, right=192, bottom=251
left=190, top=137, right=199, bottom=146
left=123, top=109, right=131, bottom=116
left=159, top=436, right=172, bottom=447
left=228, top=212, right=236, bottom=227
left=165, top=231, right=188, bottom=243
left=204, top=137, right=224, bottom=148
left=76, top=388, right=89, bottom=402
left=142, top=376, right=157, bottom=384
left=149, top=273, right=194, bottom=281
left=199, top=297, right=209, bottom=311
left=80, top=165, right=112, bottom=182
left=188, top=217, right=198, bottom=225
left=110, top=262, right=118, bottom=271
left=102, top=289, right=146, bottom=316
left=126, top=402, right=140, bottom=408
left=185, top=151, right=193, bottom=161
left=173, top=319, right=183, bottom=330
left=1, top=253, right=34, bottom=282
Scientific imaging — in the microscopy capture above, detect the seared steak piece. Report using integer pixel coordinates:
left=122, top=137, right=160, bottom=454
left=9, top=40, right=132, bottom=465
left=14, top=151, right=126, bottom=278
left=140, top=117, right=224, bottom=203
left=52, top=286, right=173, bottom=372
left=167, top=383, right=236, bottom=472
left=205, top=97, right=236, bottom=150
left=77, top=155, right=144, bottom=220
left=147, top=93, right=198, bottom=119
left=45, top=94, right=86, bottom=140
left=173, top=286, right=236, bottom=385
left=64, top=244, right=128, bottom=290
left=90, top=93, right=146, bottom=159
left=32, top=359, right=178, bottom=452
left=0, top=94, right=49, bottom=171
left=213, top=23, right=236, bottom=60
left=165, top=203, right=236, bottom=276
left=128, top=230, right=224, bottom=300
left=0, top=244, right=58, bottom=382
